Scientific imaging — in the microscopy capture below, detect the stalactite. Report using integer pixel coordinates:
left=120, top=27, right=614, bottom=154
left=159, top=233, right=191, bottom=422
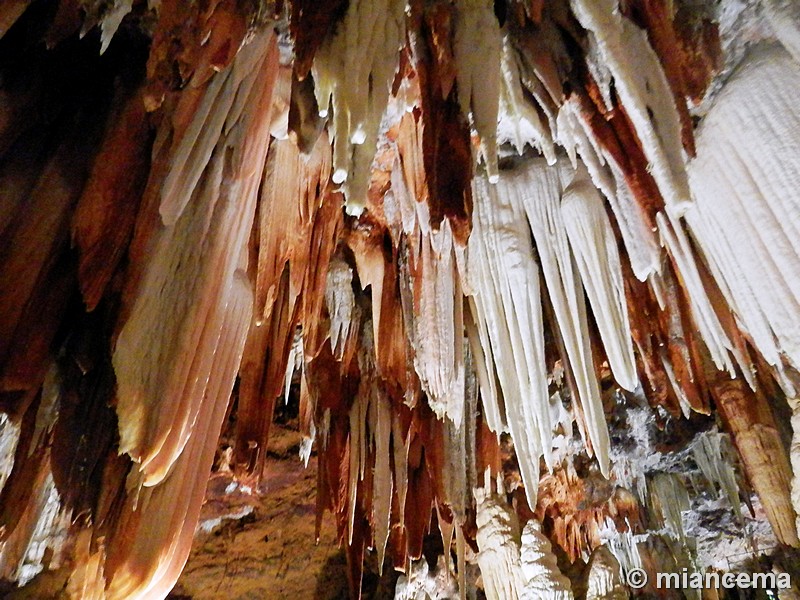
left=648, top=473, right=690, bottom=542
left=791, top=396, right=800, bottom=536
left=312, top=0, right=405, bottom=214
left=570, top=0, right=691, bottom=214
left=622, top=0, right=698, bottom=155
left=94, top=29, right=276, bottom=600
left=441, top=351, right=478, bottom=523
left=555, top=100, right=660, bottom=283
left=656, top=212, right=748, bottom=382
left=72, top=86, right=150, bottom=311
left=371, top=387, right=393, bottom=571
left=412, top=224, right=466, bottom=425
left=709, top=375, right=799, bottom=547
left=402, top=3, right=474, bottom=244
left=453, top=0, right=502, bottom=182
left=326, top=256, right=358, bottom=361
left=3, top=1, right=800, bottom=597
left=692, top=431, right=741, bottom=520
left=0, top=1, right=30, bottom=39
left=234, top=132, right=332, bottom=477
left=467, top=169, right=550, bottom=507
left=0, top=114, right=93, bottom=395
left=98, top=0, right=134, bottom=54
left=686, top=44, right=800, bottom=394
left=391, top=110, right=469, bottom=424
left=560, top=167, right=637, bottom=392
left=498, top=35, right=556, bottom=163
left=65, top=529, right=106, bottom=600
left=113, top=32, right=279, bottom=486
left=534, top=461, right=639, bottom=564
left=106, top=272, right=252, bottom=600
left=394, top=556, right=460, bottom=599
left=598, top=518, right=643, bottom=584
left=510, top=160, right=611, bottom=475
left=0, top=414, right=19, bottom=497
left=761, top=0, right=800, bottom=64
left=0, top=431, right=72, bottom=586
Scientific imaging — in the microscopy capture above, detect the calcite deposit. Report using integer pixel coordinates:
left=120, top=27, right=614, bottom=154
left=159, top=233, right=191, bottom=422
left=0, top=0, right=799, bottom=598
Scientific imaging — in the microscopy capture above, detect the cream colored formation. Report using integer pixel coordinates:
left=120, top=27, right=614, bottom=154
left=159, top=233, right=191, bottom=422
left=108, top=32, right=278, bottom=599
left=11, top=0, right=798, bottom=597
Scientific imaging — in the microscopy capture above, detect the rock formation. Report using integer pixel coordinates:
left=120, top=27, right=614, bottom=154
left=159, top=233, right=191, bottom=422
left=0, top=0, right=799, bottom=598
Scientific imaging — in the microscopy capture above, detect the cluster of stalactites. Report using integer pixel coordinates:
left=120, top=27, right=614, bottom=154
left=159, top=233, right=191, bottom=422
left=466, top=157, right=644, bottom=506
left=3, top=0, right=800, bottom=597
left=300, top=0, right=800, bottom=569
left=311, top=0, right=406, bottom=215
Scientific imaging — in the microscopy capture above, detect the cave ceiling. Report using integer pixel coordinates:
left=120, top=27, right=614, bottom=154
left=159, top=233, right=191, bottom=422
left=0, top=0, right=800, bottom=598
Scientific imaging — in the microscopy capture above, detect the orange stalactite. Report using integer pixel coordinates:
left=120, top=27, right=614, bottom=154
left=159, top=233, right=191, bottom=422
left=2, top=1, right=800, bottom=597
left=710, top=374, right=800, bottom=548
left=73, top=87, right=151, bottom=312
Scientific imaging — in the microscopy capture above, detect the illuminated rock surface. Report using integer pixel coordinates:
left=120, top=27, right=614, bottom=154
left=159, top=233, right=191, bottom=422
left=0, top=1, right=799, bottom=598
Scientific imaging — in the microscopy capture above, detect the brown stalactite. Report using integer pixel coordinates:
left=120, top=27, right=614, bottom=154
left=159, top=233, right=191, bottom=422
left=72, top=87, right=151, bottom=312
left=619, top=256, right=680, bottom=415
left=402, top=1, right=474, bottom=245
left=710, top=375, right=800, bottom=547
left=0, top=1, right=30, bottom=41
left=50, top=312, right=121, bottom=517
left=655, top=265, right=708, bottom=415
left=0, top=124, right=96, bottom=395
left=672, top=8, right=722, bottom=104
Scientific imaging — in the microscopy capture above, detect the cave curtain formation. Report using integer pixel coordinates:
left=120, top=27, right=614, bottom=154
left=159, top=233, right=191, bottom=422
left=0, top=0, right=800, bottom=598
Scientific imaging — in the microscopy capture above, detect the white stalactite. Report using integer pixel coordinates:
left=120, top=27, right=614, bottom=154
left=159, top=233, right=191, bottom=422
left=467, top=157, right=617, bottom=495
left=692, top=431, right=742, bottom=520
left=0, top=413, right=19, bottom=496
left=325, top=255, right=358, bottom=360
left=656, top=212, right=750, bottom=382
left=762, top=0, right=800, bottom=64
left=413, top=223, right=467, bottom=426
left=512, top=160, right=611, bottom=476
left=113, top=33, right=275, bottom=486
left=570, top=0, right=691, bottom=214
left=312, top=0, right=405, bottom=214
left=649, top=473, right=690, bottom=542
left=498, top=35, right=556, bottom=164
left=556, top=101, right=661, bottom=283
left=99, top=0, right=134, bottom=54
left=561, top=167, right=638, bottom=392
left=0, top=468, right=72, bottom=585
left=467, top=169, right=551, bottom=508
left=685, top=44, right=800, bottom=395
